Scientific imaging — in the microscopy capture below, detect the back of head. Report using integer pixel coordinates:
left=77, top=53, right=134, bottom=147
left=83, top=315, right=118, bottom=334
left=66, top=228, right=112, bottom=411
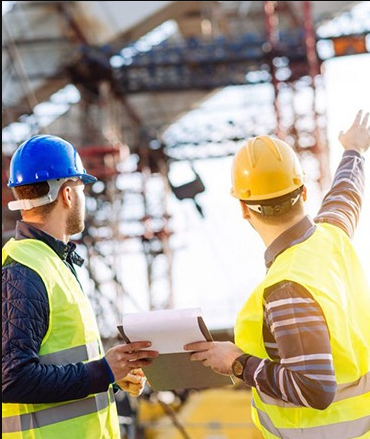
left=7, top=134, right=97, bottom=212
left=231, top=135, right=305, bottom=217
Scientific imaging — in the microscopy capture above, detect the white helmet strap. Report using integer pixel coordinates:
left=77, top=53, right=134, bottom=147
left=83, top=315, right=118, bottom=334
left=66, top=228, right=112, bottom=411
left=8, top=177, right=79, bottom=211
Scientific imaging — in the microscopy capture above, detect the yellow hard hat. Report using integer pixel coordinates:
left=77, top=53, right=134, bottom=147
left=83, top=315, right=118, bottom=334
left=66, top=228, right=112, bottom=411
left=230, top=135, right=305, bottom=201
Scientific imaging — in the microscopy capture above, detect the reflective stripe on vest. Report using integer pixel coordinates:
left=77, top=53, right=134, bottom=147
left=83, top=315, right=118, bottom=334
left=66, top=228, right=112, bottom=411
left=39, top=340, right=100, bottom=364
left=2, top=239, right=120, bottom=439
left=235, top=223, right=370, bottom=438
left=252, top=400, right=370, bottom=439
left=3, top=389, right=115, bottom=434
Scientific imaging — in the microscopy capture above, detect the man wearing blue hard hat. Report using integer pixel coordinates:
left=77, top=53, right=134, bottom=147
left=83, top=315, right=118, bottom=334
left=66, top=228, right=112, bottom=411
left=2, top=135, right=158, bottom=439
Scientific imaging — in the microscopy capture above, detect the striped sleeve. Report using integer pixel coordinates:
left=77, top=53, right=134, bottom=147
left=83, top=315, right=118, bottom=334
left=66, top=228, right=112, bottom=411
left=314, top=150, right=365, bottom=238
left=241, top=281, right=337, bottom=410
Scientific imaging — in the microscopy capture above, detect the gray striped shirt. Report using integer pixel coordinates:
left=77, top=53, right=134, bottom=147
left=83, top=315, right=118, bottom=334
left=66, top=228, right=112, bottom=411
left=241, top=150, right=365, bottom=409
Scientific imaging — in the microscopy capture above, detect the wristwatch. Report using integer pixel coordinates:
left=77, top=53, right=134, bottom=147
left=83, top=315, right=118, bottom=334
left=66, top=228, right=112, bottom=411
left=231, top=354, right=249, bottom=379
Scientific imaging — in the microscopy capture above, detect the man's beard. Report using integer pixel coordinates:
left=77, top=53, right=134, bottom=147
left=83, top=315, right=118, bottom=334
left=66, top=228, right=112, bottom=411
left=66, top=198, right=85, bottom=236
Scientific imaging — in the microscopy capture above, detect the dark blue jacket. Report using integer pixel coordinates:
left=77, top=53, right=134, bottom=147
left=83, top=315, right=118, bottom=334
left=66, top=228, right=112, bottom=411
left=2, top=222, right=110, bottom=403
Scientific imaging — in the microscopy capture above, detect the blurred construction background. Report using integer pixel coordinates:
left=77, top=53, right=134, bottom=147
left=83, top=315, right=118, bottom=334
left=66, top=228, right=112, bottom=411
left=2, top=1, right=370, bottom=438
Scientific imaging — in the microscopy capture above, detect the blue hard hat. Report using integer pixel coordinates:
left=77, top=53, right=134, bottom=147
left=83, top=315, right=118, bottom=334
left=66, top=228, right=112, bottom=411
left=8, top=135, right=97, bottom=187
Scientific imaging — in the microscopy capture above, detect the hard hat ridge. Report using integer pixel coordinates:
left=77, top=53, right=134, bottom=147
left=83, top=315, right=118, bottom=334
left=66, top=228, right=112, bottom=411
left=230, top=135, right=305, bottom=203
left=7, top=134, right=97, bottom=188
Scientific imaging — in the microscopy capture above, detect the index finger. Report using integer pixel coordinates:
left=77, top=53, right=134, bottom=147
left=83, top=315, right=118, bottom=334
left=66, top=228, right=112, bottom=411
left=351, top=109, right=363, bottom=127
left=122, top=341, right=152, bottom=351
left=184, top=341, right=212, bottom=351
left=361, top=112, right=369, bottom=128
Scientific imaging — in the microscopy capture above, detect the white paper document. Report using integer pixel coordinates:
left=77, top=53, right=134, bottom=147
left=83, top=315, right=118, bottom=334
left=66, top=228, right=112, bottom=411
left=117, top=307, right=234, bottom=391
left=121, top=307, right=206, bottom=354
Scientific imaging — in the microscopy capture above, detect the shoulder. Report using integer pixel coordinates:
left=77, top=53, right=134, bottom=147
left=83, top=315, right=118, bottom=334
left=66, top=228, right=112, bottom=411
left=264, top=280, right=314, bottom=303
left=3, top=259, right=48, bottom=303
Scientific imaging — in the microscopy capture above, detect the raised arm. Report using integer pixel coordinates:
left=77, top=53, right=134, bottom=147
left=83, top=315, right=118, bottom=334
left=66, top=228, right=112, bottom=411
left=315, top=110, right=370, bottom=238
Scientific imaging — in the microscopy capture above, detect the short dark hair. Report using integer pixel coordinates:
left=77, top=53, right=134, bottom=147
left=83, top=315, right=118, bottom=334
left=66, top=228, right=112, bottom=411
left=14, top=181, right=58, bottom=216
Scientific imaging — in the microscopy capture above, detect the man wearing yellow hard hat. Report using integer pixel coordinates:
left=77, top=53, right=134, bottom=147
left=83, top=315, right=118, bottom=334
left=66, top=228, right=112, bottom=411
left=185, top=110, right=370, bottom=439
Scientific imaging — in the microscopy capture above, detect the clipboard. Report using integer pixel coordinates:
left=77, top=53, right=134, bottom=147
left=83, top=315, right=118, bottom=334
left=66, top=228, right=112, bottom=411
left=117, top=308, right=234, bottom=391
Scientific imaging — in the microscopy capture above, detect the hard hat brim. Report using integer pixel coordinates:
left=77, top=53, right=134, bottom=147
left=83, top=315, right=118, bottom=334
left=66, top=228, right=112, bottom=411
left=79, top=174, right=98, bottom=184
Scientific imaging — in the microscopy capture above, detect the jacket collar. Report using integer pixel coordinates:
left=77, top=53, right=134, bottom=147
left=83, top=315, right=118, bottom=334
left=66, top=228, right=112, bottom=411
left=15, top=221, right=84, bottom=267
left=264, top=215, right=316, bottom=269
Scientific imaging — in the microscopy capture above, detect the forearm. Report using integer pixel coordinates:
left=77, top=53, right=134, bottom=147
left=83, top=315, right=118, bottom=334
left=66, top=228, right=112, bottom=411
left=2, top=360, right=91, bottom=403
left=241, top=355, right=336, bottom=409
left=315, top=150, right=365, bottom=238
left=240, top=282, right=336, bottom=409
left=2, top=354, right=110, bottom=404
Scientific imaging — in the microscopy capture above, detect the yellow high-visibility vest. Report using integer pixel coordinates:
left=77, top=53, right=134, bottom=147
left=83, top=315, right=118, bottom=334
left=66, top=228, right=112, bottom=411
left=2, top=238, right=121, bottom=439
left=235, top=223, right=370, bottom=439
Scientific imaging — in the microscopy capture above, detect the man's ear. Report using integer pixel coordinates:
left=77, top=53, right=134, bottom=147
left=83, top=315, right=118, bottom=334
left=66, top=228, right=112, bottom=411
left=60, top=185, right=74, bottom=208
left=239, top=200, right=251, bottom=220
left=302, top=186, right=307, bottom=202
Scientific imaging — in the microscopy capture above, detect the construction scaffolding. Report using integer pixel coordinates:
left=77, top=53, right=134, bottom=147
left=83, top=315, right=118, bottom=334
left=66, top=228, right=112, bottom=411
left=39, top=80, right=175, bottom=335
left=2, top=0, right=369, bottom=335
left=2, top=2, right=370, bottom=438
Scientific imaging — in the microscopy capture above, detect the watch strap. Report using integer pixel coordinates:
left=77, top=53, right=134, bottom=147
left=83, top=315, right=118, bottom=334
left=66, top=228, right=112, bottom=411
left=231, top=353, right=250, bottom=379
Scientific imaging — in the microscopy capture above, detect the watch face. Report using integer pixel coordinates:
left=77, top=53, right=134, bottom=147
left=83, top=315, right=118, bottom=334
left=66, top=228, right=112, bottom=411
left=232, top=360, right=244, bottom=377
